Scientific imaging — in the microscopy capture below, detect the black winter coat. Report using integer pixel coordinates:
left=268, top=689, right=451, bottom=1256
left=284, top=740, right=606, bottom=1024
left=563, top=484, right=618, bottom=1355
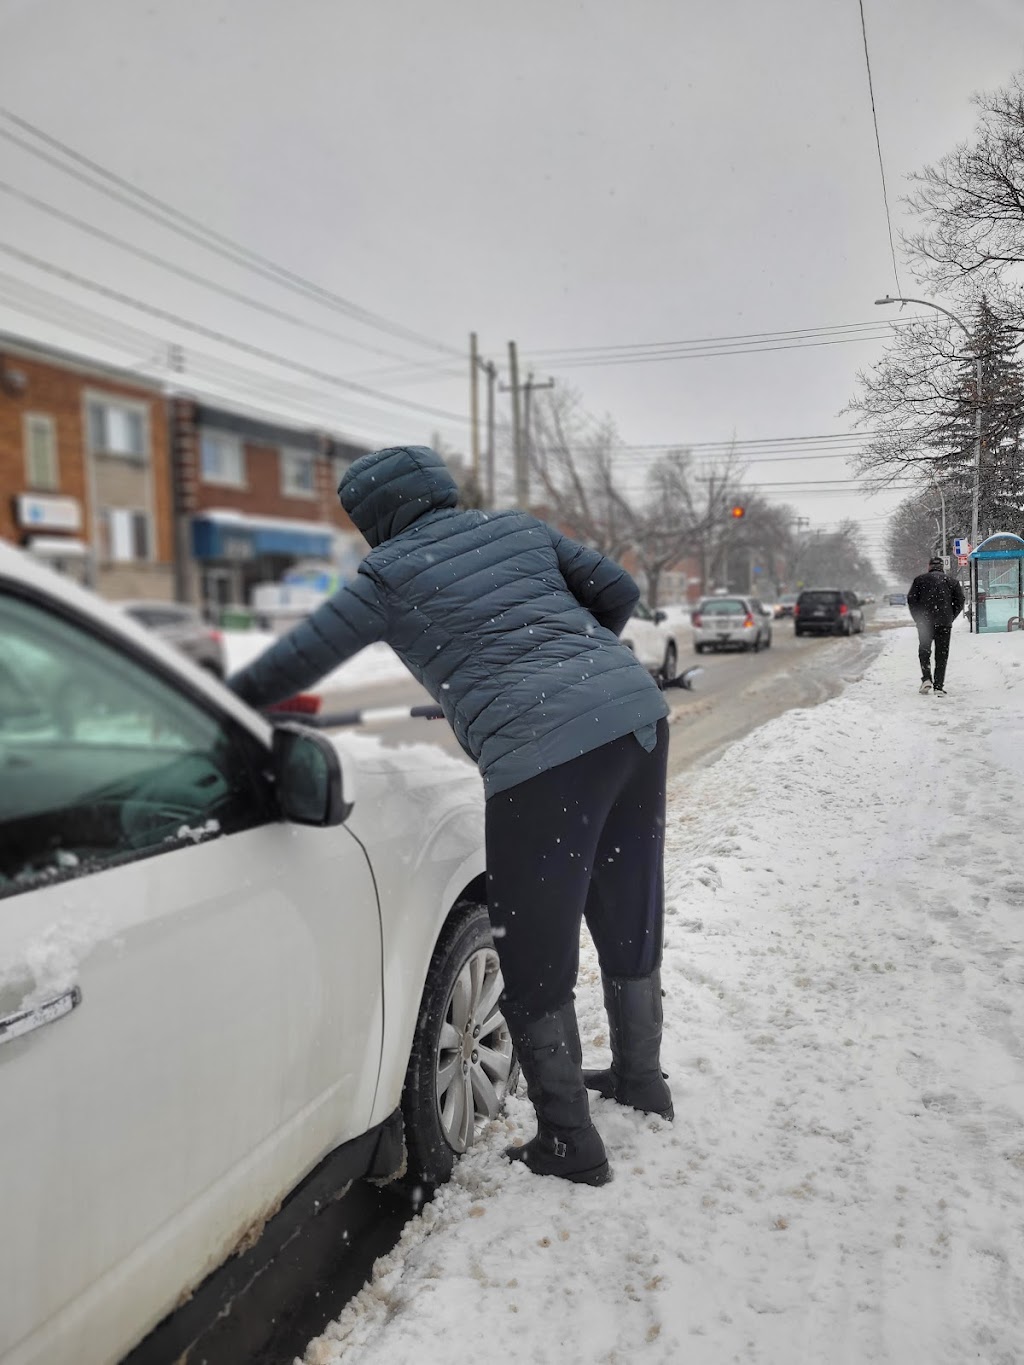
left=228, top=445, right=668, bottom=796
left=907, top=569, right=965, bottom=627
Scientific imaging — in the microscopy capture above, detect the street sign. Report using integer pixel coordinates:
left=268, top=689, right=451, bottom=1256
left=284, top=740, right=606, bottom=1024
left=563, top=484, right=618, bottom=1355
left=953, top=538, right=970, bottom=556
left=942, top=555, right=951, bottom=573
left=958, top=554, right=969, bottom=567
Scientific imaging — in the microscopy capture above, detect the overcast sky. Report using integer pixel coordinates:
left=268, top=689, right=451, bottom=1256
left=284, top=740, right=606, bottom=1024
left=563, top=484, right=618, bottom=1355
left=1, top=0, right=1023, bottom=569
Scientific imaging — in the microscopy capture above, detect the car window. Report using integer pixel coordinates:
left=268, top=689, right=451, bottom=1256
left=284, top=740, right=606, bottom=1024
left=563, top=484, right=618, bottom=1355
left=632, top=602, right=653, bottom=621
left=799, top=591, right=840, bottom=607
left=0, top=591, right=274, bottom=899
left=701, top=598, right=746, bottom=614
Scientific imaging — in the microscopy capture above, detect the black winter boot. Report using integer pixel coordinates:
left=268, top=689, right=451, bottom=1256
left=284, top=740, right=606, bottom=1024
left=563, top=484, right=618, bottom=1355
left=505, top=1000, right=612, bottom=1186
left=583, top=970, right=674, bottom=1119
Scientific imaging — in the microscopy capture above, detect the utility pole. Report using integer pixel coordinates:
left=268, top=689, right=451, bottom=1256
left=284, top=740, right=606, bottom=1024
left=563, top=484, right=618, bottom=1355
left=469, top=332, right=480, bottom=488
left=504, top=342, right=525, bottom=506
left=482, top=359, right=497, bottom=508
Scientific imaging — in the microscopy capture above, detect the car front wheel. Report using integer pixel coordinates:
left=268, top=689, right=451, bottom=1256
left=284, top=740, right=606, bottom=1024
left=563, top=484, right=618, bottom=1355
left=659, top=641, right=678, bottom=686
left=402, top=903, right=517, bottom=1186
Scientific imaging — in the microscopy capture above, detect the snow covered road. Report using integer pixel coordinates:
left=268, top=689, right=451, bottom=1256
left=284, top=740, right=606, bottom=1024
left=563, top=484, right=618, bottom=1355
left=299, top=623, right=1024, bottom=1365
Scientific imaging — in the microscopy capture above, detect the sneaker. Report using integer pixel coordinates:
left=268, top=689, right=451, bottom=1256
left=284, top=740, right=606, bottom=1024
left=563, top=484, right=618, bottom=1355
left=919, top=680, right=933, bottom=694
left=934, top=688, right=947, bottom=697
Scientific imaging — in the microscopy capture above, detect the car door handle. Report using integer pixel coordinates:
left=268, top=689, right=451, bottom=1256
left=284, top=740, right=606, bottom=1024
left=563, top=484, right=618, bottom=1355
left=0, top=985, right=82, bottom=1047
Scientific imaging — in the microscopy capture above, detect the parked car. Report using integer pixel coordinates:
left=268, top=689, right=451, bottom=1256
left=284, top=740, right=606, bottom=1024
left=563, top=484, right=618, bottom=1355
left=692, top=595, right=773, bottom=653
left=887, top=592, right=908, bottom=607
left=116, top=600, right=226, bottom=677
left=0, top=543, right=513, bottom=1365
left=794, top=588, right=865, bottom=636
left=622, top=601, right=679, bottom=684
left=775, top=593, right=799, bottom=619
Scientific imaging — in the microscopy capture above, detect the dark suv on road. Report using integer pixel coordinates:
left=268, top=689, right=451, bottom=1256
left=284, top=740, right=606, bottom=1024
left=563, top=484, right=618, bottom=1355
left=794, top=589, right=865, bottom=637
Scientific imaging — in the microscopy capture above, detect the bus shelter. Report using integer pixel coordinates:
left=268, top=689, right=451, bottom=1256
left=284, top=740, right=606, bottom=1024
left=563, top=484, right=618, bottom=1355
left=968, top=532, right=1024, bottom=633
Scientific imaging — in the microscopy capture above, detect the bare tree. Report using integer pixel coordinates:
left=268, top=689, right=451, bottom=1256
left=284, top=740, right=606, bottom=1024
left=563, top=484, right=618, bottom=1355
left=885, top=492, right=947, bottom=584
left=905, top=72, right=1024, bottom=310
left=527, top=389, right=633, bottom=559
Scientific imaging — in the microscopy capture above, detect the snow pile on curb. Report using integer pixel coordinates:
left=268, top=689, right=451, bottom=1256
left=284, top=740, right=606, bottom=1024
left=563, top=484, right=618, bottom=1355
left=300, top=624, right=1024, bottom=1365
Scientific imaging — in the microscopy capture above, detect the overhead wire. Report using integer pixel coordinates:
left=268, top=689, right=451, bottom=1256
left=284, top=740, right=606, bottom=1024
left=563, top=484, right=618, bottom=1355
left=0, top=273, right=452, bottom=443
left=0, top=107, right=463, bottom=358
left=0, top=178, right=461, bottom=373
left=0, top=241, right=472, bottom=426
left=857, top=0, right=902, bottom=294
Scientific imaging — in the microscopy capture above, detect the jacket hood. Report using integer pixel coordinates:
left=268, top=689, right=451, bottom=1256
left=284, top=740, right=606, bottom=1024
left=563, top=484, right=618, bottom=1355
left=338, top=445, right=459, bottom=548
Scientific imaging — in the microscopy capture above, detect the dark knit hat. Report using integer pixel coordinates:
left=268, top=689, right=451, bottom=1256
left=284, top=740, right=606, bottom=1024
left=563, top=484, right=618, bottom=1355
left=929, top=556, right=944, bottom=570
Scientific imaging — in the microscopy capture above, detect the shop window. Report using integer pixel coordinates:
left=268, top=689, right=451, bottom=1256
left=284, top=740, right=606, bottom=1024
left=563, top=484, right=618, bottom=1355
left=281, top=448, right=316, bottom=498
left=87, top=398, right=147, bottom=460
left=100, top=508, right=151, bottom=562
left=200, top=430, right=246, bottom=486
left=23, top=413, right=59, bottom=490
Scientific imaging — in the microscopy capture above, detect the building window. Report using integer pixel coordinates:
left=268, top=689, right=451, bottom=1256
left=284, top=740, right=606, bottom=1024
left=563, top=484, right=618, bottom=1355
left=200, top=430, right=246, bottom=486
left=281, top=448, right=316, bottom=498
left=86, top=398, right=147, bottom=460
left=23, top=413, right=59, bottom=490
left=100, top=508, right=151, bottom=562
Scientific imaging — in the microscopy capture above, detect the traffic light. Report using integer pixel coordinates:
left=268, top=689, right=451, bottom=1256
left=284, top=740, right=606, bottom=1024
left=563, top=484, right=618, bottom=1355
left=730, top=504, right=746, bottom=519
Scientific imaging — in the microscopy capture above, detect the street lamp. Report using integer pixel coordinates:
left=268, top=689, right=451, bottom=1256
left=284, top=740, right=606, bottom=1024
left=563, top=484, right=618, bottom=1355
left=875, top=294, right=983, bottom=550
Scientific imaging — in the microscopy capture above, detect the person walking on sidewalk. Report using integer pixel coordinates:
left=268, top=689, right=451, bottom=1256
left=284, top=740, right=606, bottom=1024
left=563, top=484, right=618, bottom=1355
left=227, top=445, right=674, bottom=1188
left=907, top=555, right=965, bottom=696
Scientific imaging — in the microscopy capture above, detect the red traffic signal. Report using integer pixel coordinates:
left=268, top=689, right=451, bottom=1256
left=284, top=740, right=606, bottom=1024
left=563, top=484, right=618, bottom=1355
left=730, top=505, right=746, bottom=519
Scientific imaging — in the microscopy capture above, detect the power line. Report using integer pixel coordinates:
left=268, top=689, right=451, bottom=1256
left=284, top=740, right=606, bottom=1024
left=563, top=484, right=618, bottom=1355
left=524, top=316, right=916, bottom=360
left=0, top=178, right=456, bottom=373
left=0, top=241, right=471, bottom=426
left=0, top=107, right=462, bottom=358
left=857, top=0, right=902, bottom=295
left=521, top=330, right=906, bottom=370
left=0, top=273, right=459, bottom=443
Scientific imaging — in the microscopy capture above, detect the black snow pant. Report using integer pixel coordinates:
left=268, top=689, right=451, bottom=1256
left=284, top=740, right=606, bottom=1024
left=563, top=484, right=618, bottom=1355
left=916, top=618, right=953, bottom=689
left=484, top=719, right=668, bottom=1020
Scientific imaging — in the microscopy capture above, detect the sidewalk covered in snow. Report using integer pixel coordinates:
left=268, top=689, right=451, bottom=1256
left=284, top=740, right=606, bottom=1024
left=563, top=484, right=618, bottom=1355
left=300, top=621, right=1024, bottom=1365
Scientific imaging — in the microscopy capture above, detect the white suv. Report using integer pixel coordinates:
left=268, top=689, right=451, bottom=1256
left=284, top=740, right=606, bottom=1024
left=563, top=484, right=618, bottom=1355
left=622, top=602, right=680, bottom=684
left=692, top=595, right=774, bottom=653
left=0, top=543, right=514, bottom=1365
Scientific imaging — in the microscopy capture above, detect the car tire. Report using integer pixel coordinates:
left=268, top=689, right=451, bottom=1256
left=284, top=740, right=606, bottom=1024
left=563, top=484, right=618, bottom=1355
left=659, top=641, right=678, bottom=687
left=401, top=902, right=517, bottom=1187
left=751, top=635, right=760, bottom=653
left=764, top=631, right=772, bottom=649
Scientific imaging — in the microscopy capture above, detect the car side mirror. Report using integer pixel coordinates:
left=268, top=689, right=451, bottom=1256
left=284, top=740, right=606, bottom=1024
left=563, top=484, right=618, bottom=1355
left=653, top=610, right=667, bottom=625
left=271, top=723, right=351, bottom=826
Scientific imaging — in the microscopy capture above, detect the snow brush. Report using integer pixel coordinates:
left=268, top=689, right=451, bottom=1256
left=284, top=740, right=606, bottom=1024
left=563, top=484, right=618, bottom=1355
left=265, top=666, right=702, bottom=730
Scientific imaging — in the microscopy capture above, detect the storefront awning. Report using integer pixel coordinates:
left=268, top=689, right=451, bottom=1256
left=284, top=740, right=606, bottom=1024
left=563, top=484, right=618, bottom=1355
left=192, top=511, right=336, bottom=562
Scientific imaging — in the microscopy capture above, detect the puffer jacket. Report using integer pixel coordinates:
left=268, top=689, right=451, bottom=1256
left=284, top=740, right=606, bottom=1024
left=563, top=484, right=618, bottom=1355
left=228, top=445, right=669, bottom=796
left=907, top=569, right=965, bottom=627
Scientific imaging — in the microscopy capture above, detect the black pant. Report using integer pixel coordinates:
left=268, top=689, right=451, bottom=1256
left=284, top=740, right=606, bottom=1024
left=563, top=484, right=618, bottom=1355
left=917, top=619, right=952, bottom=689
left=485, top=720, right=668, bottom=1020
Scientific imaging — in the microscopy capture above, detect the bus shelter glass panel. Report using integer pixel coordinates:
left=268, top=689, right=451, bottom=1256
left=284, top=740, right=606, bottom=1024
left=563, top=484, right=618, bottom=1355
left=969, top=533, right=1024, bottom=633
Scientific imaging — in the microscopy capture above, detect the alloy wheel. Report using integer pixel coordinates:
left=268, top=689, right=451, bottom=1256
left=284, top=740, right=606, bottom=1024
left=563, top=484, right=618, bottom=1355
left=435, top=947, right=514, bottom=1153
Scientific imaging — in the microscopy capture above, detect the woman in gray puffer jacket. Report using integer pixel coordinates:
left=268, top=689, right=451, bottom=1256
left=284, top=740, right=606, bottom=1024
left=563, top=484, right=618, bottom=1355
left=229, top=445, right=673, bottom=1186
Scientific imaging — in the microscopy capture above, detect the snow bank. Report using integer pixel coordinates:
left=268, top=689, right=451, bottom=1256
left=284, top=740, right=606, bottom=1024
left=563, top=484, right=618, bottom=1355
left=222, top=631, right=412, bottom=692
left=301, top=622, right=1024, bottom=1365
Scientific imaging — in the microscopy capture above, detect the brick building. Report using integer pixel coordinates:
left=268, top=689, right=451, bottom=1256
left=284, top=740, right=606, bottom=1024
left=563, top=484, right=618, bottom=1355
left=1, top=333, right=370, bottom=611
left=0, top=334, right=174, bottom=598
left=170, top=396, right=368, bottom=612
